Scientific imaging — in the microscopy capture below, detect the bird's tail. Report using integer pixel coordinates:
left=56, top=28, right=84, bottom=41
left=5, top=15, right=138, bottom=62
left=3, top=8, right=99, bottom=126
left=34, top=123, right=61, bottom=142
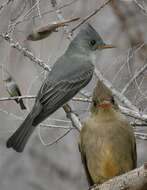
left=6, top=112, right=35, bottom=152
left=19, top=99, right=27, bottom=110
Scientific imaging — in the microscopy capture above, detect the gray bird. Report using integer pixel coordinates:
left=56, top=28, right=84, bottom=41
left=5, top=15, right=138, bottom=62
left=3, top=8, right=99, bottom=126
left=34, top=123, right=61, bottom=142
left=6, top=23, right=114, bottom=152
left=5, top=76, right=26, bottom=110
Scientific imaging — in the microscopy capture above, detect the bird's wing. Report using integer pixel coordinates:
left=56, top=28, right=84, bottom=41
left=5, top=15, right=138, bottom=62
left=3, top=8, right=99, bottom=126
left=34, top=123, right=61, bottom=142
left=78, top=142, right=94, bottom=186
left=37, top=24, right=57, bottom=35
left=132, top=135, right=137, bottom=169
left=33, top=64, right=94, bottom=125
left=37, top=26, right=52, bottom=35
left=15, top=86, right=22, bottom=96
left=125, top=122, right=137, bottom=169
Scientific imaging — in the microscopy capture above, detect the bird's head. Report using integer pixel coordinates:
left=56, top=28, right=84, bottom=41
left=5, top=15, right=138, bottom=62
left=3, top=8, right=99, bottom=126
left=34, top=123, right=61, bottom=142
left=91, top=81, right=118, bottom=114
left=69, top=23, right=115, bottom=55
left=3, top=76, right=12, bottom=82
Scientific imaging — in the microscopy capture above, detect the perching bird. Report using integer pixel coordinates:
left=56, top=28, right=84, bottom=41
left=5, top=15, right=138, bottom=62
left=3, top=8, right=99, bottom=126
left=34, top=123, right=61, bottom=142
left=4, top=76, right=26, bottom=110
left=7, top=23, right=114, bottom=152
left=27, top=17, right=80, bottom=41
left=79, top=81, right=137, bottom=186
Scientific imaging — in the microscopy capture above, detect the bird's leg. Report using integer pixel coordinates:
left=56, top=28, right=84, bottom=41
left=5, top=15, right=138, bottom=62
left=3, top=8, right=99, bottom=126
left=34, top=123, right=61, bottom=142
left=53, top=28, right=58, bottom=32
left=63, top=104, right=79, bottom=117
left=63, top=104, right=71, bottom=115
left=89, top=183, right=98, bottom=190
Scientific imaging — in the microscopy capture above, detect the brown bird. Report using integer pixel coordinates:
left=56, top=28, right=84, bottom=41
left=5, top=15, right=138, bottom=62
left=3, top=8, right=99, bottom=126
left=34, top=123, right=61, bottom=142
left=79, top=81, right=137, bottom=186
left=27, top=17, right=80, bottom=41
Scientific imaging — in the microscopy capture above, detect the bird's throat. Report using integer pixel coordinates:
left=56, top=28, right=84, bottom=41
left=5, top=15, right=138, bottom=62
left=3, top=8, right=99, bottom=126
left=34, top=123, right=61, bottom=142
left=98, top=102, right=112, bottom=109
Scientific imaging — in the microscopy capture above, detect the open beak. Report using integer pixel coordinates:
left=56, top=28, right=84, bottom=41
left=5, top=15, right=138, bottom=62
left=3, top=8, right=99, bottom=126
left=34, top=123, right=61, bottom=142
left=96, top=44, right=116, bottom=49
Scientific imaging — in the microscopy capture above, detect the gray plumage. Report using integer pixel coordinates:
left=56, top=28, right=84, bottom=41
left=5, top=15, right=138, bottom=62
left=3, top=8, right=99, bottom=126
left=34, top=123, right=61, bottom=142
left=5, top=76, right=26, bottom=110
left=7, top=23, right=112, bottom=152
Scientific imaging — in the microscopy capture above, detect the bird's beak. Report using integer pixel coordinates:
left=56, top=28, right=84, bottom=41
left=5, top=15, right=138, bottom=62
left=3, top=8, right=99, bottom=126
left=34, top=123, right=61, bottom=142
left=99, top=100, right=112, bottom=109
left=96, top=44, right=116, bottom=49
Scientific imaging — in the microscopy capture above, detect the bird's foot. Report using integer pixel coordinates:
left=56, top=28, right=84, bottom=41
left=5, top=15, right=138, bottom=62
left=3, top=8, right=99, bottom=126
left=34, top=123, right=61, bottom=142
left=89, top=184, right=98, bottom=190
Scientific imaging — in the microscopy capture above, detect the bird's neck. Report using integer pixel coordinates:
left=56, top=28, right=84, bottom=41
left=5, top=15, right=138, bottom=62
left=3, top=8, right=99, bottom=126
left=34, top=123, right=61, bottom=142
left=67, top=40, right=96, bottom=58
left=92, top=107, right=120, bottom=122
left=66, top=46, right=96, bottom=64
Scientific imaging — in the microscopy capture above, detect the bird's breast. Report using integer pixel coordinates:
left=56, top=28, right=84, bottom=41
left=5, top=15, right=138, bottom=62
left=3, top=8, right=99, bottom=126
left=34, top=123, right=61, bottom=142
left=88, top=53, right=96, bottom=64
left=80, top=115, right=134, bottom=184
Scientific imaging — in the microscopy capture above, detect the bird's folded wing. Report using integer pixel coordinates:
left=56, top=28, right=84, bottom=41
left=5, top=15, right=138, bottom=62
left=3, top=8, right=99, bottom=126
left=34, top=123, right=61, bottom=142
left=32, top=62, right=94, bottom=125
left=37, top=25, right=53, bottom=35
left=39, top=68, right=93, bottom=109
left=131, top=135, right=137, bottom=169
left=15, top=86, right=22, bottom=96
left=78, top=142, right=94, bottom=185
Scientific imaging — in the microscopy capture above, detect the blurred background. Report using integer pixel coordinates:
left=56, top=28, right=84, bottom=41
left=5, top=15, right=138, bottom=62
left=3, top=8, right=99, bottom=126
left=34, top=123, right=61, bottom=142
left=0, top=0, right=147, bottom=189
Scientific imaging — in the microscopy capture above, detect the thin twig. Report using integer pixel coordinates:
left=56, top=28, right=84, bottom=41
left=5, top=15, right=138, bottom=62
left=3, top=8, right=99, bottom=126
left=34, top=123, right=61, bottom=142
left=0, top=106, right=71, bottom=128
left=135, top=132, right=147, bottom=140
left=0, top=95, right=92, bottom=103
left=15, top=0, right=78, bottom=27
left=50, top=0, right=72, bottom=39
left=0, top=33, right=50, bottom=71
left=71, top=0, right=112, bottom=33
left=120, top=105, right=147, bottom=122
left=0, top=0, right=13, bottom=14
left=13, top=0, right=41, bottom=27
left=37, top=126, right=72, bottom=146
left=40, top=123, right=73, bottom=129
left=121, top=60, right=147, bottom=94
left=36, top=0, right=42, bottom=18
left=112, top=48, right=133, bottom=83
left=133, top=0, right=147, bottom=15
left=131, top=122, right=147, bottom=127
left=10, top=0, right=27, bottom=22
left=94, top=68, right=138, bottom=111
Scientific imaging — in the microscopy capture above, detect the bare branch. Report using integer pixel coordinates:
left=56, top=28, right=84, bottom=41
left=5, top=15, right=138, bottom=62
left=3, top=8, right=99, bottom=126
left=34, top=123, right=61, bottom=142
left=91, top=163, right=147, bottom=190
left=36, top=0, right=42, bottom=19
left=133, top=0, right=147, bottom=15
left=10, top=0, right=27, bottom=22
left=1, top=94, right=147, bottom=122
left=121, top=60, right=147, bottom=94
left=40, top=123, right=72, bottom=129
left=15, top=0, right=78, bottom=27
left=94, top=68, right=138, bottom=111
left=0, top=0, right=13, bottom=14
left=120, top=106, right=147, bottom=122
left=37, top=126, right=72, bottom=146
left=50, top=0, right=73, bottom=39
left=135, top=132, right=147, bottom=140
left=71, top=0, right=112, bottom=33
left=0, top=33, right=50, bottom=71
left=0, top=95, right=91, bottom=103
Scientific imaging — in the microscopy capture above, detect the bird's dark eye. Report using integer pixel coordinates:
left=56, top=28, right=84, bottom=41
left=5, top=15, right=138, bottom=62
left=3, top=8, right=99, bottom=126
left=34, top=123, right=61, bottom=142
left=90, top=40, right=96, bottom=46
left=93, top=100, right=97, bottom=107
left=111, top=97, right=115, bottom=104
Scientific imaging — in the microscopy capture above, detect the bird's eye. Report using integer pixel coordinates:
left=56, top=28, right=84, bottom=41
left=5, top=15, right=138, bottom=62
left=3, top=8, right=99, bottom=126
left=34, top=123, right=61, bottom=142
left=90, top=40, right=96, bottom=46
left=111, top=97, right=115, bottom=104
left=93, top=100, right=97, bottom=107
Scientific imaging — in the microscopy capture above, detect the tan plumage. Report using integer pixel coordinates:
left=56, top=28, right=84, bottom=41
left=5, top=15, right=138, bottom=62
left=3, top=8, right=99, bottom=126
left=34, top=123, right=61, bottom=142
left=79, top=81, right=136, bottom=185
left=27, top=17, right=80, bottom=41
